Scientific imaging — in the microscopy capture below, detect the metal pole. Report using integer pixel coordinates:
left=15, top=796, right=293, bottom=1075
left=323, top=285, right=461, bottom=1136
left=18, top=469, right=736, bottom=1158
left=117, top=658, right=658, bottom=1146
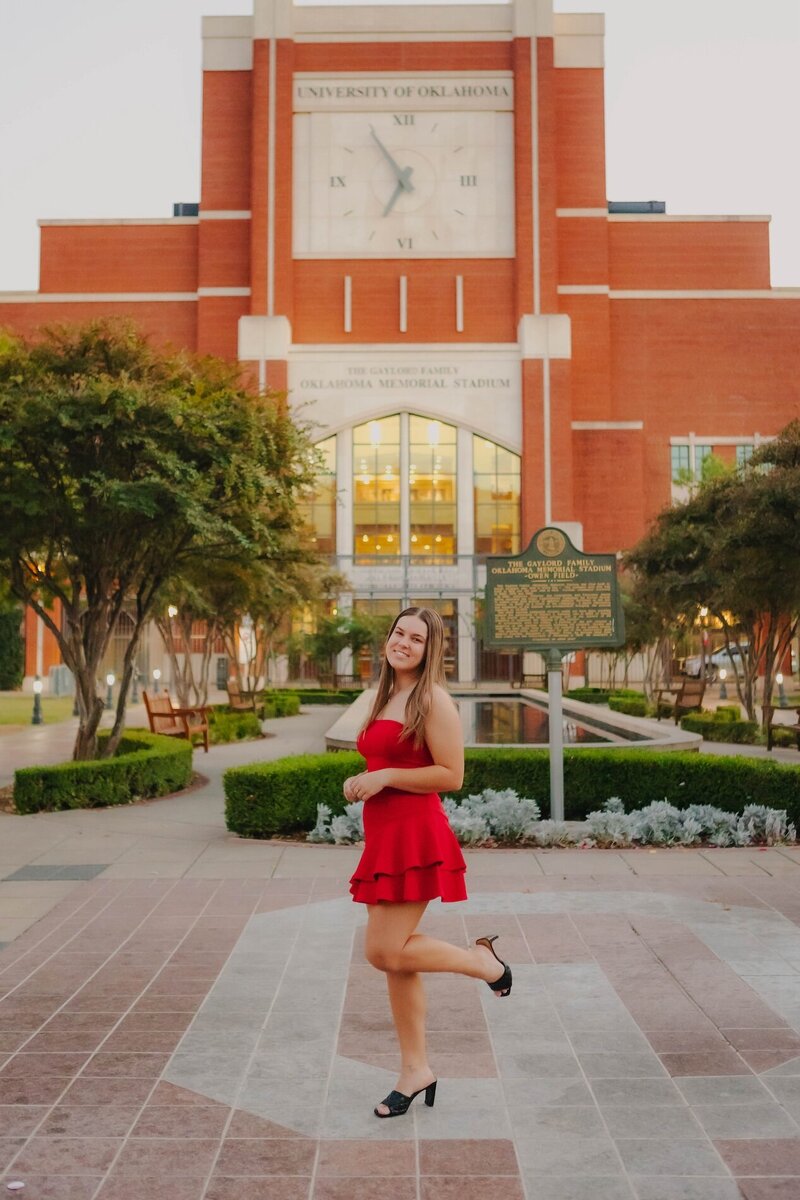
left=546, top=648, right=565, bottom=822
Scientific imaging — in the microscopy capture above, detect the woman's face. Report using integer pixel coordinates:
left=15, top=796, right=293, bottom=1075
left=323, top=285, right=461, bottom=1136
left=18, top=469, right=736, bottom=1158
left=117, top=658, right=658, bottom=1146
left=385, top=613, right=428, bottom=676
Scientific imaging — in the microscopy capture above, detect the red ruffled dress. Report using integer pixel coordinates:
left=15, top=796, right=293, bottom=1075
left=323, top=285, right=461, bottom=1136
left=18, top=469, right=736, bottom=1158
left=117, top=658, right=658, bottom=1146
left=349, top=719, right=468, bottom=905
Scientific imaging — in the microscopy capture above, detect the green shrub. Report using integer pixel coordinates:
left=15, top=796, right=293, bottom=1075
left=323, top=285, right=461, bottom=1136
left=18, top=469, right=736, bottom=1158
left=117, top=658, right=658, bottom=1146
left=263, top=692, right=301, bottom=718
left=608, top=695, right=648, bottom=718
left=224, top=748, right=800, bottom=838
left=209, top=708, right=263, bottom=743
left=567, top=687, right=645, bottom=707
left=770, top=726, right=800, bottom=749
left=0, top=607, right=24, bottom=690
left=14, top=730, right=192, bottom=814
left=565, top=687, right=613, bottom=704
left=715, top=705, right=742, bottom=721
left=680, top=712, right=759, bottom=744
left=263, top=689, right=358, bottom=707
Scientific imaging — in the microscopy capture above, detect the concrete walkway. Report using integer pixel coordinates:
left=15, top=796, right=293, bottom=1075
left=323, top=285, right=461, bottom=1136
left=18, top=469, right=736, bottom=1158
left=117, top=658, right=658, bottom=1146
left=2, top=707, right=800, bottom=1197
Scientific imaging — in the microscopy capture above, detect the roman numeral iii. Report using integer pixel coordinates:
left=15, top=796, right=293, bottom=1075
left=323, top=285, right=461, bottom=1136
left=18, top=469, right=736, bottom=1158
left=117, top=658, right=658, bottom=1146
left=460, top=175, right=478, bottom=187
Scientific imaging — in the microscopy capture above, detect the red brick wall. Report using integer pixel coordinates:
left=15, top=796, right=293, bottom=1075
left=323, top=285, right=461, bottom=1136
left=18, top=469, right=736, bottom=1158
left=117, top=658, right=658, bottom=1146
left=294, top=42, right=512, bottom=72
left=200, top=70, right=252, bottom=211
left=610, top=298, right=800, bottom=522
left=554, top=68, right=606, bottom=208
left=609, top=221, right=771, bottom=290
left=292, top=260, right=517, bottom=343
left=39, top=225, right=198, bottom=294
left=573, top=429, right=645, bottom=551
left=198, top=221, right=251, bottom=290
left=0, top=300, right=198, bottom=349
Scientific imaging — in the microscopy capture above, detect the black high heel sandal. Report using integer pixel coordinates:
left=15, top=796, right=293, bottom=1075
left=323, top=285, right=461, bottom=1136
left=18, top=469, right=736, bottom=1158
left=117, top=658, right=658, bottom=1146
left=374, top=1080, right=437, bottom=1118
left=476, top=934, right=513, bottom=997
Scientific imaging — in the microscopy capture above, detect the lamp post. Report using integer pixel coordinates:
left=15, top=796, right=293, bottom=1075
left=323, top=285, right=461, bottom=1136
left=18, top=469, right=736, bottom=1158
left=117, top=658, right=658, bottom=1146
left=152, top=667, right=161, bottom=694
left=131, top=665, right=140, bottom=705
left=777, top=672, right=788, bottom=709
left=718, top=668, right=728, bottom=701
left=32, top=676, right=43, bottom=725
left=105, top=673, right=115, bottom=711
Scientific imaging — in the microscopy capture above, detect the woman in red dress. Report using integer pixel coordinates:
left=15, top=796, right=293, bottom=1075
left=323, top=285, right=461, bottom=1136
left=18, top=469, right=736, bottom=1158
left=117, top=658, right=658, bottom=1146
left=345, top=606, right=512, bottom=1119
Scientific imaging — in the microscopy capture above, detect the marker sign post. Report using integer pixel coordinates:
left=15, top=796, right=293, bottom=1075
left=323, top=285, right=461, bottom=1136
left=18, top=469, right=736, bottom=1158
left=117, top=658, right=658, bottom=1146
left=484, top=527, right=624, bottom=821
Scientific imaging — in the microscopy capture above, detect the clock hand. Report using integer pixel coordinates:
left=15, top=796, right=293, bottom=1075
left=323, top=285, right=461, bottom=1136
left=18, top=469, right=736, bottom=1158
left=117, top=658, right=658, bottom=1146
left=370, top=126, right=415, bottom=193
left=382, top=180, right=404, bottom=217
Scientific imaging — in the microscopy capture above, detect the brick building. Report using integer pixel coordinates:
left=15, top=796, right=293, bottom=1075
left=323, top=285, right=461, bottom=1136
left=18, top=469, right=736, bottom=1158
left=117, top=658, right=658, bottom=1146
left=4, top=0, right=799, bottom=685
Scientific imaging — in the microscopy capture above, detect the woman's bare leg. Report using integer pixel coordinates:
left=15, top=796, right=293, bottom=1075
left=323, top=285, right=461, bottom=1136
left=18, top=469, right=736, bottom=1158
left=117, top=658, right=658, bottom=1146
left=365, top=901, right=506, bottom=1114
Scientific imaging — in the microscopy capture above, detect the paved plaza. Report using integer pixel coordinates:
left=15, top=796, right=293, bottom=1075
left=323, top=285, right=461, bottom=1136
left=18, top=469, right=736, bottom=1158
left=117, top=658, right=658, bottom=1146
left=1, top=709, right=800, bottom=1198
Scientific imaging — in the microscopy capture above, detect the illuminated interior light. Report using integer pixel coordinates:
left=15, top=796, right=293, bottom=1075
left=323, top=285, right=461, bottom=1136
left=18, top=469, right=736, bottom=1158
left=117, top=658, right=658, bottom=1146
left=369, top=421, right=382, bottom=446
left=427, top=421, right=440, bottom=446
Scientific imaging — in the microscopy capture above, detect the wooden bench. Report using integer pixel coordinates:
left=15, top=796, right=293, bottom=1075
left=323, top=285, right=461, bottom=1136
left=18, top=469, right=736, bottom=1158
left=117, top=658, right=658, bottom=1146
left=226, top=680, right=258, bottom=713
left=655, top=677, right=706, bottom=724
left=763, top=704, right=800, bottom=751
left=143, top=690, right=210, bottom=753
left=511, top=674, right=546, bottom=690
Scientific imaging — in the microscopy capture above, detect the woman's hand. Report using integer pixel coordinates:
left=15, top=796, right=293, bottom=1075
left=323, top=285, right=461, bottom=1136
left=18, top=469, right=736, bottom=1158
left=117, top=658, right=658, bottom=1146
left=344, top=769, right=390, bottom=802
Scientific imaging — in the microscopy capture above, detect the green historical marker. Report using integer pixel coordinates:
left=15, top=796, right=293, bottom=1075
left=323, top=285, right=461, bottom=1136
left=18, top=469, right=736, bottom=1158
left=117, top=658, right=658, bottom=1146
left=484, top=527, right=625, bottom=821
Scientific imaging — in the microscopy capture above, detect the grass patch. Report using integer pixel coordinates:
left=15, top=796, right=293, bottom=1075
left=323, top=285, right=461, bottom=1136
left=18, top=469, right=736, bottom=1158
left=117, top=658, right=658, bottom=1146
left=0, top=695, right=75, bottom=725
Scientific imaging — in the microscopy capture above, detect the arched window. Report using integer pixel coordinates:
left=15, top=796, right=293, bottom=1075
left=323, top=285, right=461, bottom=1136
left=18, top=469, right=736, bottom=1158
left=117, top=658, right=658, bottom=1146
left=473, top=435, right=521, bottom=555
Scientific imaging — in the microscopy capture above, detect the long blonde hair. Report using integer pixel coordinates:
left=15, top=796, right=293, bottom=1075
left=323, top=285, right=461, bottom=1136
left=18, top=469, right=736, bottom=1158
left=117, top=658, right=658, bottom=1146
left=362, top=606, right=447, bottom=746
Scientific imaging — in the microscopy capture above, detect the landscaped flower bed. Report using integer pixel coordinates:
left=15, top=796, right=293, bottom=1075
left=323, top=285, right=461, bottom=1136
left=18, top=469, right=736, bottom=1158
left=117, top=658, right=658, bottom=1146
left=224, top=748, right=800, bottom=839
left=308, top=790, right=796, bottom=849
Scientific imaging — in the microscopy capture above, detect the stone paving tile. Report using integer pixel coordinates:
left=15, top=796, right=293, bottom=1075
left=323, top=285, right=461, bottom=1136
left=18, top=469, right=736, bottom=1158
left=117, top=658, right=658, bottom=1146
left=4, top=861, right=800, bottom=1198
left=3, top=865, right=110, bottom=882
left=631, top=1181, right=742, bottom=1200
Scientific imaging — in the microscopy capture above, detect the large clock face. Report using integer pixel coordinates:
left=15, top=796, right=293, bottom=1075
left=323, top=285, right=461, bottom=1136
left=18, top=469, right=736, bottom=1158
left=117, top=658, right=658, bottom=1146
left=293, top=109, right=515, bottom=258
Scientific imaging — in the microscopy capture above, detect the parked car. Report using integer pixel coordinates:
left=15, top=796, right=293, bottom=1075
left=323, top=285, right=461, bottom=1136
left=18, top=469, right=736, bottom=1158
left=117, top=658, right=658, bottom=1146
left=683, top=644, right=747, bottom=683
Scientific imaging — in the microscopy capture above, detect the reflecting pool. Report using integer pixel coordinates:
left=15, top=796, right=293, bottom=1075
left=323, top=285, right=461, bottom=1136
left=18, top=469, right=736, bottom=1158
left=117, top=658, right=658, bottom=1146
left=456, top=696, right=647, bottom=746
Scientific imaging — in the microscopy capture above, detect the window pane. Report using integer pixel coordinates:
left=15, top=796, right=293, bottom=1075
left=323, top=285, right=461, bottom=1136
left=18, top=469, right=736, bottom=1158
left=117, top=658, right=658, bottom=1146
left=298, top=435, right=337, bottom=555
left=410, top=415, right=457, bottom=560
left=353, top=417, right=400, bottom=561
left=671, top=445, right=690, bottom=483
left=736, top=444, right=754, bottom=466
left=473, top=435, right=520, bottom=555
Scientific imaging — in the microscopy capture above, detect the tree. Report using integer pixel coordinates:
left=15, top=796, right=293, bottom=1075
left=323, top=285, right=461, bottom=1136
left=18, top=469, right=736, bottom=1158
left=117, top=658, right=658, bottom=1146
left=626, top=424, right=800, bottom=723
left=0, top=576, right=24, bottom=690
left=0, top=320, right=317, bottom=759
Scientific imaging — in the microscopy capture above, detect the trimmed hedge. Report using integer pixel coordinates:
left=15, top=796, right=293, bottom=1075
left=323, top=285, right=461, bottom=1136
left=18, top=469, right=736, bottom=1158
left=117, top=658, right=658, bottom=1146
left=680, top=712, right=759, bottom=745
left=609, top=696, right=648, bottom=718
left=263, top=689, right=359, bottom=707
left=224, top=747, right=800, bottom=838
left=263, top=693, right=301, bottom=718
left=209, top=708, right=263, bottom=743
left=566, top=687, right=644, bottom=706
left=14, top=730, right=193, bottom=815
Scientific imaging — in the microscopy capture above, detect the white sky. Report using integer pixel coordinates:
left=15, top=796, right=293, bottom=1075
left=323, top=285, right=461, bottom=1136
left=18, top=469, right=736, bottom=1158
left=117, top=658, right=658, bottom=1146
left=1, top=0, right=798, bottom=290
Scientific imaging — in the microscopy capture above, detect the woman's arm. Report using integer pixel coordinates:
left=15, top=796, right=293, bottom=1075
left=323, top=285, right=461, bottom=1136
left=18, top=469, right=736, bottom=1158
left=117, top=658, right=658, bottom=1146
left=347, top=687, right=464, bottom=799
